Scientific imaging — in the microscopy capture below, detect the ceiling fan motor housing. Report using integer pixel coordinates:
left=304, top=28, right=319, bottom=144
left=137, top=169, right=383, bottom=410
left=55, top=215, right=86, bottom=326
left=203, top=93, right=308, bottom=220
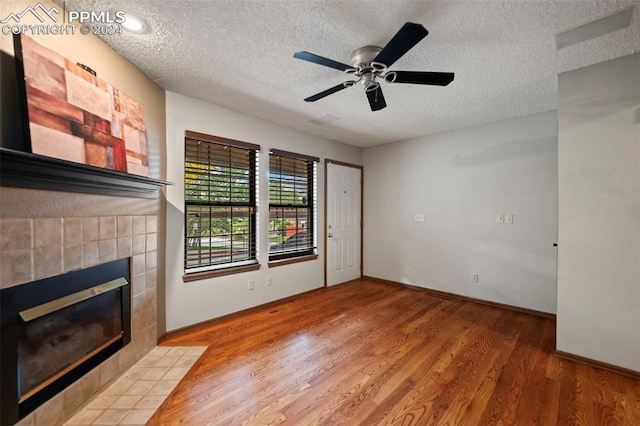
left=349, top=46, right=387, bottom=91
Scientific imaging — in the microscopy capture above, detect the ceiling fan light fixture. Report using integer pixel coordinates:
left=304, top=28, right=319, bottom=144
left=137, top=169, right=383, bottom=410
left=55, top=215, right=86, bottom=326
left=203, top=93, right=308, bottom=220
left=384, top=71, right=397, bottom=83
left=361, top=73, right=379, bottom=92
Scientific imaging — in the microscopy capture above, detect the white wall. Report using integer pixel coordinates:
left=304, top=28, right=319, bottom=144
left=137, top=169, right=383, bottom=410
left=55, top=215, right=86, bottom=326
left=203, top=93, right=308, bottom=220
left=557, top=53, right=640, bottom=372
left=165, top=91, right=361, bottom=331
left=363, top=111, right=558, bottom=313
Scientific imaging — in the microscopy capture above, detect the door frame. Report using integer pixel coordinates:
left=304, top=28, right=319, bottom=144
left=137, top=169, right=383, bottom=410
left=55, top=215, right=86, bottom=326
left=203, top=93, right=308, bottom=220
left=324, top=159, right=364, bottom=287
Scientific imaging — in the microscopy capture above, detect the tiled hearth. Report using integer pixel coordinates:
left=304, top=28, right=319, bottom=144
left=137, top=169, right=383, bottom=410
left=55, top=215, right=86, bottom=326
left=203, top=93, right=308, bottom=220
left=0, top=215, right=159, bottom=425
left=65, top=346, right=206, bottom=426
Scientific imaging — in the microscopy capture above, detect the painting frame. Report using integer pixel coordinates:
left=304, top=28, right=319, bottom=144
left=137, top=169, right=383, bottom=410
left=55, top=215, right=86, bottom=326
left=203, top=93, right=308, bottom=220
left=13, top=34, right=149, bottom=177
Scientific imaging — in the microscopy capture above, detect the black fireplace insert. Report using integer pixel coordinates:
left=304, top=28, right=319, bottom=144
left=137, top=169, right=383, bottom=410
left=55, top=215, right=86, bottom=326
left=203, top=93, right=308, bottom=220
left=0, top=258, right=131, bottom=425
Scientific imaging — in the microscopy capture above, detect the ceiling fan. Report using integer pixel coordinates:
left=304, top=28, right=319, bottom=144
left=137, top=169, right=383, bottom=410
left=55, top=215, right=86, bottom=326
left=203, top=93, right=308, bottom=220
left=294, top=22, right=454, bottom=112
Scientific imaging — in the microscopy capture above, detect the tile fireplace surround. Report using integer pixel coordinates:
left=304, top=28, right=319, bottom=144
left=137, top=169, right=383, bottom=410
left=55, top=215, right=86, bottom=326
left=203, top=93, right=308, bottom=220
left=0, top=214, right=158, bottom=425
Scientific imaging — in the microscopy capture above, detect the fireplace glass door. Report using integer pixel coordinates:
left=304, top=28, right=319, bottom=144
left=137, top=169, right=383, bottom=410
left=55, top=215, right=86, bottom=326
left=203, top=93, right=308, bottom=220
left=18, top=285, right=124, bottom=402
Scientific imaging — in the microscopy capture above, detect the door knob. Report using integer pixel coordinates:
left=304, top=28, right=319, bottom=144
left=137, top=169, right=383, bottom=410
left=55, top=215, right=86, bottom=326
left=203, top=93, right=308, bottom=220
left=328, top=233, right=333, bottom=238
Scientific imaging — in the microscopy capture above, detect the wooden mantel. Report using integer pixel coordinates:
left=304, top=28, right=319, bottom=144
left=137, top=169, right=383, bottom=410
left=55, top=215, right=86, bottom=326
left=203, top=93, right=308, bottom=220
left=0, top=148, right=171, bottom=198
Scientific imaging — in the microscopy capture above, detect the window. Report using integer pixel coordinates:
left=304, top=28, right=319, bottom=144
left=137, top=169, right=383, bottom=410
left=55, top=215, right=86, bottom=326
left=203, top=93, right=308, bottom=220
left=184, top=131, right=260, bottom=276
left=268, top=149, right=318, bottom=261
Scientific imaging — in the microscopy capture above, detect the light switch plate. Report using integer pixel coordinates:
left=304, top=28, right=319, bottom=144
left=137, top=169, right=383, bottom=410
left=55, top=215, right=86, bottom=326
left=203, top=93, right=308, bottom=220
left=505, top=214, right=513, bottom=224
left=497, top=214, right=504, bottom=224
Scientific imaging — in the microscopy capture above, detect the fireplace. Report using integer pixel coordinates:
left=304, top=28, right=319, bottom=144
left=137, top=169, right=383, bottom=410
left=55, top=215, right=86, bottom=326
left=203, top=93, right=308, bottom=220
left=0, top=258, right=131, bottom=425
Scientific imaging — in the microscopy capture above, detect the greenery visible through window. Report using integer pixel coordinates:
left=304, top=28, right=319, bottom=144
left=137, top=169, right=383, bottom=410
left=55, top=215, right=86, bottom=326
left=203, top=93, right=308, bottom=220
left=269, top=149, right=318, bottom=261
left=184, top=132, right=259, bottom=272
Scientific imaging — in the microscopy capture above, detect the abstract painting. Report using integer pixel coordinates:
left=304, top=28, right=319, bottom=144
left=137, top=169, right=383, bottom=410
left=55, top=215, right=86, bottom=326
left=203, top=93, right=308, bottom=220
left=15, top=35, right=149, bottom=177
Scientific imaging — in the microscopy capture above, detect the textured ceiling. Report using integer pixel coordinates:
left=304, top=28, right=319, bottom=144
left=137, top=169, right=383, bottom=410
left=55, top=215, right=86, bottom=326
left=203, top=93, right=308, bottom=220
left=59, top=0, right=640, bottom=147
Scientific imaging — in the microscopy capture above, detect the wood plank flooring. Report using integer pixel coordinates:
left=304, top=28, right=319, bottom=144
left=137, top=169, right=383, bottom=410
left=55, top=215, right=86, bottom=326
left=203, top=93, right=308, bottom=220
left=150, top=279, right=640, bottom=425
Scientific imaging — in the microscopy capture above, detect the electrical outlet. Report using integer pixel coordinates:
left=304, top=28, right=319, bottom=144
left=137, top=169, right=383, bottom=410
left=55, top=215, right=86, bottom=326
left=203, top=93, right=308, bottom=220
left=248, top=279, right=255, bottom=290
left=505, top=213, right=513, bottom=224
left=472, top=273, right=479, bottom=282
left=497, top=214, right=504, bottom=224
left=267, top=276, right=272, bottom=287
left=414, top=214, right=425, bottom=222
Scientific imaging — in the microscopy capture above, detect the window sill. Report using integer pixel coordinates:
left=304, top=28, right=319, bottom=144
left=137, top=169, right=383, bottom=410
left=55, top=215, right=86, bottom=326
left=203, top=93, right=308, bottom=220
left=268, top=254, right=318, bottom=268
left=183, top=262, right=261, bottom=282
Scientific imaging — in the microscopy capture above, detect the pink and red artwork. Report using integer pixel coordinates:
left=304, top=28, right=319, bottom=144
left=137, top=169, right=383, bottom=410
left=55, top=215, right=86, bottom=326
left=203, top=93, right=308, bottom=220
left=17, top=35, right=149, bottom=177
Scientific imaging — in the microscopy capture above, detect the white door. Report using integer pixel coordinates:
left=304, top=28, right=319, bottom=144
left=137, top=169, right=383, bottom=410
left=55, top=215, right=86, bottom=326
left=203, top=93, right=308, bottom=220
left=326, top=163, right=362, bottom=286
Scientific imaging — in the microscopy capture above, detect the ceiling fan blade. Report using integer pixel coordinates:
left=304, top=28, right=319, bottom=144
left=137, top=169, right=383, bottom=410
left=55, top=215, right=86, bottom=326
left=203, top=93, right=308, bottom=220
left=294, top=51, right=352, bottom=72
left=366, top=87, right=386, bottom=111
left=374, top=23, right=429, bottom=67
left=391, top=71, right=455, bottom=86
left=304, top=83, right=350, bottom=102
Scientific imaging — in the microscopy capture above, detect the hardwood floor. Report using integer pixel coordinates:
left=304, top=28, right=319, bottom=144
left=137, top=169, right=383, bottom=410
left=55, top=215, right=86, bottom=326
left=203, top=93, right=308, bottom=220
left=150, top=279, right=640, bottom=425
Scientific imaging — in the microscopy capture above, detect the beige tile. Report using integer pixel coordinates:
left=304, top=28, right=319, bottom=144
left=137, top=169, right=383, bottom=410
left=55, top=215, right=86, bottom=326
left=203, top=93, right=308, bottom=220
left=153, top=356, right=180, bottom=368
left=83, top=217, right=99, bottom=242
left=132, top=293, right=145, bottom=317
left=132, top=254, right=145, bottom=276
left=100, top=355, right=120, bottom=388
left=131, top=274, right=146, bottom=296
left=82, top=242, right=99, bottom=267
left=34, top=218, right=63, bottom=248
left=99, top=216, right=116, bottom=240
left=147, top=380, right=180, bottom=396
left=92, top=409, right=128, bottom=425
left=81, top=368, right=102, bottom=401
left=110, top=394, right=143, bottom=409
left=132, top=235, right=145, bottom=255
left=34, top=392, right=64, bottom=426
left=63, top=379, right=84, bottom=418
left=85, top=394, right=118, bottom=409
left=117, top=237, right=132, bottom=259
left=117, top=216, right=132, bottom=237
left=120, top=409, right=156, bottom=425
left=145, top=215, right=157, bottom=234
left=175, top=355, right=201, bottom=368
left=99, top=239, right=116, bottom=263
left=33, top=246, right=63, bottom=280
left=136, top=355, right=161, bottom=367
left=63, top=217, right=83, bottom=245
left=102, top=378, right=135, bottom=396
left=162, top=367, right=190, bottom=380
left=185, top=346, right=208, bottom=356
left=134, top=394, right=166, bottom=410
left=145, top=233, right=157, bottom=252
left=165, top=347, right=189, bottom=357
left=132, top=216, right=146, bottom=235
left=0, top=250, right=32, bottom=288
left=64, top=244, right=83, bottom=272
left=145, top=268, right=157, bottom=291
left=14, top=412, right=35, bottom=426
left=145, top=251, right=157, bottom=270
left=141, top=367, right=169, bottom=381
left=148, top=346, right=171, bottom=356
left=0, top=218, right=32, bottom=251
left=143, top=324, right=157, bottom=348
left=122, top=366, right=149, bottom=381
left=123, top=381, right=156, bottom=396
left=65, top=408, right=103, bottom=425
left=118, top=346, right=135, bottom=373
